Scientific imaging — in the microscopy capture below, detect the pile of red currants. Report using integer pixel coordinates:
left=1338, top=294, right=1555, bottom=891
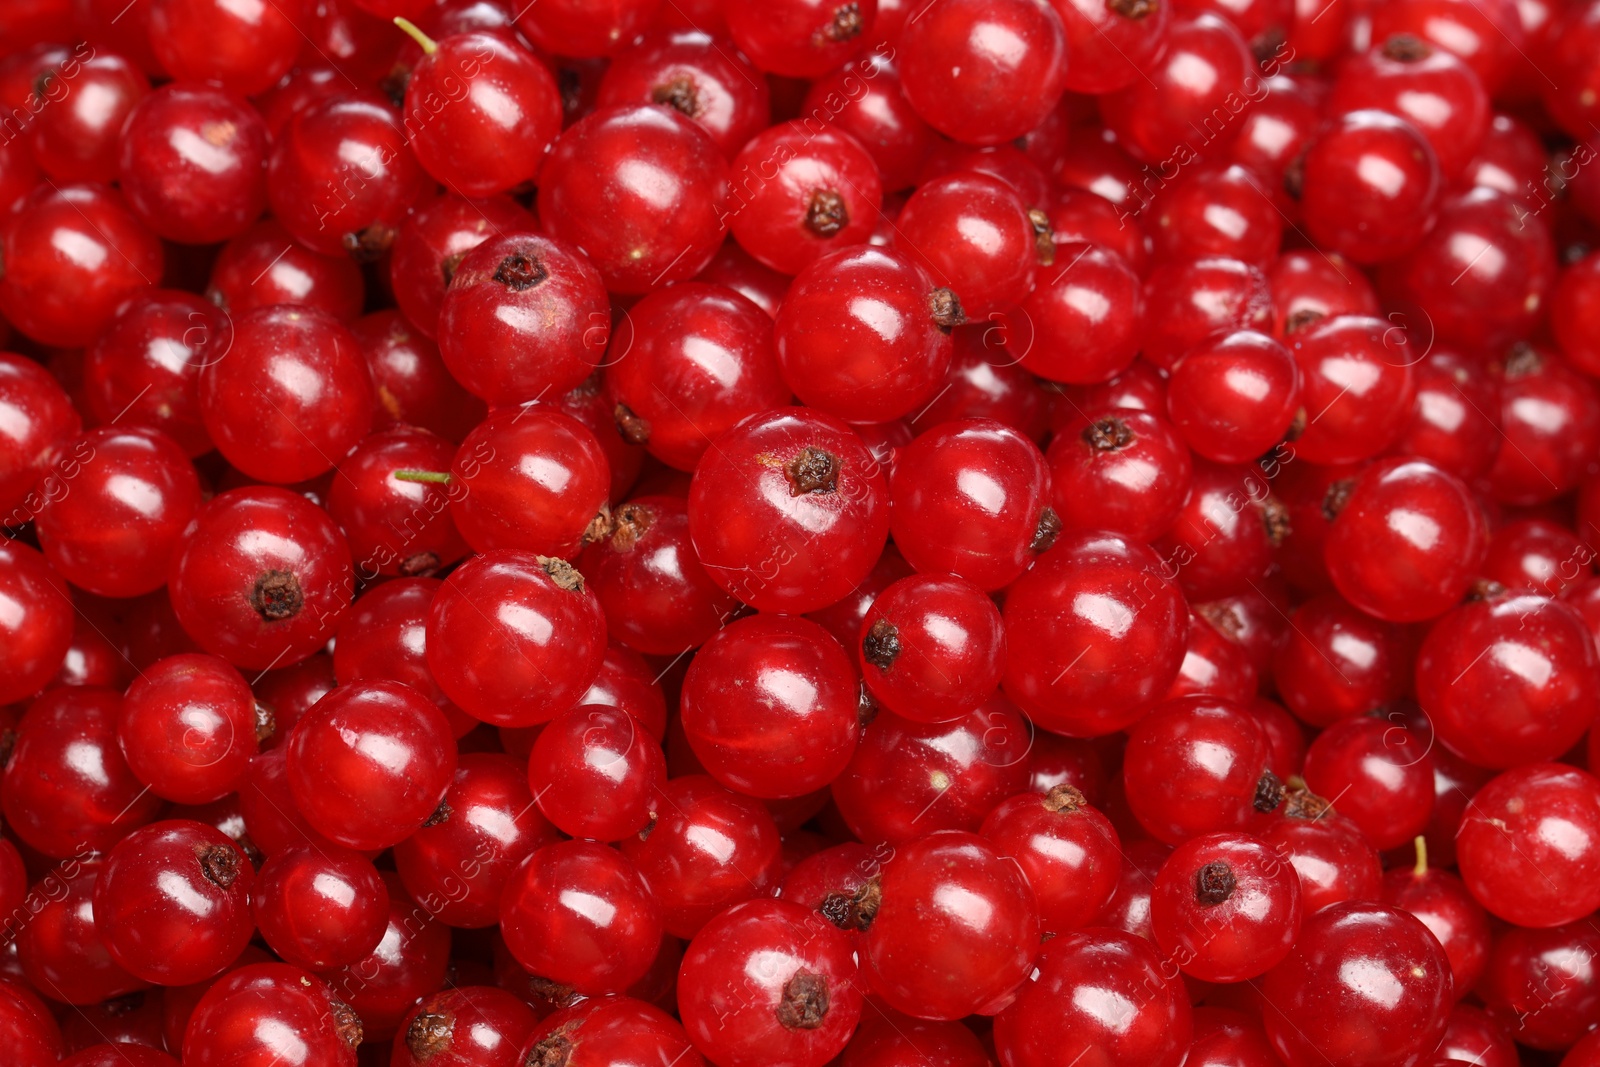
left=2, top=0, right=1600, bottom=1063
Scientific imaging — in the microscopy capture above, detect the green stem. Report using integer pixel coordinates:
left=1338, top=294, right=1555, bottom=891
left=393, top=17, right=439, bottom=55
left=393, top=469, right=452, bottom=484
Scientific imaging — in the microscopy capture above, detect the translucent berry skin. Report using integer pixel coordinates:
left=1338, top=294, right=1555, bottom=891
left=1478, top=919, right=1600, bottom=1050
left=1260, top=901, right=1453, bottom=1067
left=394, top=752, right=560, bottom=928
left=1485, top=348, right=1600, bottom=507
left=92, top=820, right=256, bottom=987
left=0, top=184, right=163, bottom=348
left=1303, top=715, right=1434, bottom=851
left=1329, top=38, right=1489, bottom=181
left=333, top=579, right=468, bottom=735
left=35, top=426, right=202, bottom=598
left=799, top=54, right=934, bottom=192
left=1140, top=256, right=1274, bottom=373
left=327, top=426, right=469, bottom=578
left=895, top=171, right=1037, bottom=318
left=620, top=775, right=783, bottom=939
left=182, top=962, right=361, bottom=1067
left=82, top=290, right=224, bottom=458
left=1288, top=315, right=1418, bottom=466
left=1416, top=594, right=1600, bottom=769
left=1167, top=330, right=1300, bottom=464
left=865, top=830, right=1038, bottom=1020
left=833, top=696, right=1031, bottom=844
left=1151, top=831, right=1303, bottom=982
left=199, top=306, right=375, bottom=484
left=19, top=864, right=148, bottom=1006
left=1099, top=14, right=1255, bottom=165
left=28, top=50, right=147, bottom=183
left=689, top=408, right=889, bottom=613
left=1381, top=858, right=1490, bottom=993
left=516, top=997, right=706, bottom=1067
left=1047, top=410, right=1192, bottom=543
left=899, top=0, right=1068, bottom=146
left=725, top=0, right=876, bottom=78
left=436, top=232, right=610, bottom=406
left=681, top=614, right=859, bottom=798
left=354, top=311, right=486, bottom=442
left=0, top=351, right=80, bottom=515
left=391, top=986, right=538, bottom=1067
left=1297, top=109, right=1443, bottom=266
left=890, top=418, right=1051, bottom=592
left=514, top=0, right=660, bottom=58
left=728, top=121, right=882, bottom=276
left=606, top=283, right=787, bottom=471
left=1272, top=594, right=1407, bottom=727
left=388, top=193, right=535, bottom=340
left=1016, top=243, right=1144, bottom=385
left=250, top=844, right=388, bottom=970
left=1554, top=252, right=1600, bottom=378
left=1382, top=189, right=1556, bottom=351
left=320, top=877, right=451, bottom=1042
left=1124, top=696, right=1279, bottom=845
left=3, top=688, right=162, bottom=857
left=169, top=487, right=354, bottom=671
left=287, top=680, right=457, bottom=850
left=679, top=898, right=863, bottom=1067
left=147, top=0, right=305, bottom=97
left=538, top=105, right=731, bottom=293
left=774, top=245, right=954, bottom=423
left=980, top=787, right=1121, bottom=935
left=267, top=95, right=432, bottom=260
left=1393, top=347, right=1502, bottom=481
left=598, top=29, right=769, bottom=158
left=0, top=539, right=74, bottom=705
left=1050, top=0, right=1169, bottom=94
left=0, top=977, right=62, bottom=1066
left=858, top=573, right=1004, bottom=723
left=529, top=703, right=665, bottom=841
left=1456, top=763, right=1600, bottom=929
left=403, top=32, right=561, bottom=197
left=1002, top=531, right=1189, bottom=737
left=501, top=839, right=664, bottom=997
left=207, top=220, right=365, bottom=323
left=119, top=653, right=261, bottom=804
left=450, top=408, right=610, bottom=559
left=117, top=83, right=270, bottom=245
left=994, top=926, right=1192, bottom=1067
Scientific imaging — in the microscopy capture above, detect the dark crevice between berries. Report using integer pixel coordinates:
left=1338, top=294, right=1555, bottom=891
left=1282, top=786, right=1331, bottom=820
left=805, top=189, right=850, bottom=237
left=440, top=251, right=469, bottom=290
left=785, top=447, right=839, bottom=496
left=1030, top=507, right=1062, bottom=553
left=538, top=556, right=585, bottom=593
left=1284, top=407, right=1307, bottom=442
left=1043, top=783, right=1086, bottom=814
left=494, top=250, right=548, bottom=291
left=1321, top=478, right=1356, bottom=522
left=583, top=506, right=614, bottom=546
left=777, top=970, right=830, bottom=1030
left=343, top=224, right=397, bottom=263
left=1468, top=577, right=1507, bottom=602
left=525, top=976, right=578, bottom=1011
left=818, top=2, right=863, bottom=42
left=609, top=502, right=653, bottom=552
left=820, top=876, right=881, bottom=932
left=400, top=551, right=443, bottom=577
left=1503, top=341, right=1543, bottom=378
left=251, top=570, right=304, bottom=622
left=1254, top=769, right=1286, bottom=814
left=1195, top=861, right=1237, bottom=905
left=1028, top=208, right=1055, bottom=266
left=928, top=288, right=966, bottom=331
left=1108, top=0, right=1158, bottom=18
left=254, top=700, right=277, bottom=744
left=1262, top=497, right=1291, bottom=547
left=857, top=683, right=880, bottom=729
left=637, top=816, right=657, bottom=841
left=102, top=991, right=146, bottom=1017
left=380, top=66, right=411, bottom=109
left=407, top=1006, right=454, bottom=1061
left=1251, top=25, right=1288, bottom=63
left=1083, top=417, right=1135, bottom=451
left=862, top=619, right=901, bottom=670
left=614, top=402, right=651, bottom=445
left=528, top=1034, right=572, bottom=1067
left=1282, top=155, right=1305, bottom=202
left=331, top=997, right=364, bottom=1049
left=422, top=800, right=452, bottom=828
left=198, top=845, right=241, bottom=888
left=1197, top=601, right=1244, bottom=641
left=1381, top=33, right=1432, bottom=61
left=1284, top=309, right=1322, bottom=334
left=651, top=75, right=701, bottom=117
left=0, top=729, right=16, bottom=769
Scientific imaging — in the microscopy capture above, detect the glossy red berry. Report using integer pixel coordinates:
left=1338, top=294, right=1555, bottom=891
left=1271, top=594, right=1408, bottom=727
left=1151, top=830, right=1302, bottom=981
left=1016, top=243, right=1144, bottom=385
left=146, top=0, right=305, bottom=96
left=0, top=539, right=74, bottom=705
left=206, top=219, right=365, bottom=322
left=386, top=193, right=535, bottom=339
left=894, top=171, right=1039, bottom=318
left=392, top=986, right=538, bottom=1067
left=1302, top=714, right=1433, bottom=850
left=249, top=844, right=388, bottom=970
left=516, top=997, right=705, bottom=1067
left=1288, top=314, right=1418, bottom=466
left=0, top=351, right=80, bottom=517
left=1124, top=696, right=1282, bottom=844
left=29, top=50, right=148, bottom=184
left=119, top=653, right=263, bottom=804
left=528, top=703, right=666, bottom=840
left=18, top=863, right=147, bottom=1006
left=1485, top=346, right=1600, bottom=506
left=725, top=0, right=877, bottom=77
left=981, top=785, right=1121, bottom=935
left=1140, top=256, right=1274, bottom=372
left=1382, top=839, right=1491, bottom=993
left=182, top=962, right=362, bottom=1066
left=327, top=425, right=469, bottom=578
left=858, top=572, right=1004, bottom=723
left=1167, top=330, right=1300, bottom=463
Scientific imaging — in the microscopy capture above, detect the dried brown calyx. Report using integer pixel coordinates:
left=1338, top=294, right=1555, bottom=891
left=1083, top=417, right=1135, bottom=451
left=406, top=1005, right=454, bottom=1061
left=817, top=2, right=863, bottom=42
left=344, top=224, right=396, bottom=262
left=331, top=996, right=364, bottom=1049
left=1108, top=0, right=1159, bottom=17
left=776, top=970, right=830, bottom=1030
left=805, top=189, right=849, bottom=236
left=651, top=75, right=701, bottom=117
left=614, top=402, right=651, bottom=445
left=1381, top=33, right=1432, bottom=61
left=538, top=556, right=586, bottom=593
left=494, top=250, right=548, bottom=291
left=1028, top=208, right=1056, bottom=265
left=820, top=876, right=881, bottom=932
left=785, top=447, right=839, bottom=495
left=862, top=619, right=901, bottom=670
left=251, top=570, right=303, bottom=621
left=254, top=700, right=277, bottom=743
left=1254, top=769, right=1286, bottom=814
left=199, top=844, right=241, bottom=888
left=525, top=1033, right=572, bottom=1067
left=928, top=288, right=966, bottom=330
left=608, top=502, right=654, bottom=552
left=1262, top=497, right=1291, bottom=547
left=1043, top=783, right=1087, bottom=814
left=1195, top=861, right=1237, bottom=905
left=1282, top=785, right=1332, bottom=820
left=1322, top=478, right=1356, bottom=522
left=400, top=551, right=443, bottom=577
left=1030, top=507, right=1062, bottom=553
left=422, top=800, right=453, bottom=828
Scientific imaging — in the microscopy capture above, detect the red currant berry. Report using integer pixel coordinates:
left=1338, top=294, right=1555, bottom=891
left=858, top=572, right=1004, bottom=723
left=250, top=843, right=388, bottom=970
left=528, top=703, right=666, bottom=840
left=182, top=962, right=362, bottom=1065
left=1151, top=830, right=1303, bottom=981
left=119, top=653, right=263, bottom=804
left=0, top=539, right=74, bottom=705
left=206, top=219, right=365, bottom=323
left=981, top=785, right=1121, bottom=935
